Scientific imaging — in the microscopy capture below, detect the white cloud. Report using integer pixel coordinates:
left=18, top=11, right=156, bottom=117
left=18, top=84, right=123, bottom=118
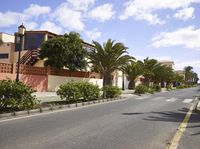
left=25, top=22, right=38, bottom=30
left=151, top=26, right=200, bottom=50
left=53, top=3, right=84, bottom=31
left=174, top=60, right=200, bottom=70
left=0, top=4, right=50, bottom=27
left=24, top=4, right=51, bottom=17
left=40, top=21, right=62, bottom=34
left=89, top=3, right=115, bottom=22
left=119, top=0, right=200, bottom=25
left=0, top=12, right=25, bottom=27
left=174, top=7, right=195, bottom=21
left=67, top=0, right=95, bottom=11
left=85, top=28, right=102, bottom=41
left=174, top=60, right=200, bottom=77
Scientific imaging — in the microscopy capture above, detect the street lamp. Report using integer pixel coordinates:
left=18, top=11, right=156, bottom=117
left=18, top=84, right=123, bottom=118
left=16, top=24, right=26, bottom=82
left=122, top=71, right=125, bottom=90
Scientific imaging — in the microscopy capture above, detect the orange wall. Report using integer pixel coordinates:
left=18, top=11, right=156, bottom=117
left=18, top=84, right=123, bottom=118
left=0, top=73, right=48, bottom=91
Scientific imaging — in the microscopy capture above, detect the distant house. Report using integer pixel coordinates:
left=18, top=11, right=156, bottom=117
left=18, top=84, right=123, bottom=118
left=0, top=30, right=94, bottom=67
left=159, top=60, right=174, bottom=68
left=0, top=33, right=15, bottom=63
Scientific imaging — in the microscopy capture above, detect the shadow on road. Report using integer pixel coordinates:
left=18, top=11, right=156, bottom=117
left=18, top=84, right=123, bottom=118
left=122, top=112, right=144, bottom=115
left=141, top=108, right=200, bottom=123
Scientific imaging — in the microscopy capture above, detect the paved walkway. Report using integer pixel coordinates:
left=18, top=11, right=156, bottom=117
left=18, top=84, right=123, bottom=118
left=32, top=90, right=136, bottom=103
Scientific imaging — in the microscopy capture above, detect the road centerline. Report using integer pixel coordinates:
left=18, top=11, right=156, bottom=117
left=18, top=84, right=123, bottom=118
left=166, top=98, right=197, bottom=149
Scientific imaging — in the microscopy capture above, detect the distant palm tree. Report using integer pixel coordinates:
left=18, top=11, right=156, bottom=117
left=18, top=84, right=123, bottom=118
left=152, top=65, right=174, bottom=86
left=184, top=66, right=193, bottom=84
left=141, top=57, right=161, bottom=87
left=124, top=60, right=143, bottom=89
left=87, top=39, right=134, bottom=87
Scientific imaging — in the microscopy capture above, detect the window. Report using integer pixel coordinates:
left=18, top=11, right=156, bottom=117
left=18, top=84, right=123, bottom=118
left=0, top=53, right=9, bottom=59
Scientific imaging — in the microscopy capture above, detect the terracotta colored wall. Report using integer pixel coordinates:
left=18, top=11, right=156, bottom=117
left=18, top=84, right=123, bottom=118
left=0, top=73, right=48, bottom=92
left=20, top=74, right=48, bottom=91
left=0, top=73, right=15, bottom=80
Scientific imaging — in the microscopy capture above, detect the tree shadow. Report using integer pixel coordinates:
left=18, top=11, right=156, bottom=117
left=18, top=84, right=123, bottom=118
left=142, top=108, right=199, bottom=123
left=191, top=132, right=200, bottom=136
left=122, top=112, right=144, bottom=115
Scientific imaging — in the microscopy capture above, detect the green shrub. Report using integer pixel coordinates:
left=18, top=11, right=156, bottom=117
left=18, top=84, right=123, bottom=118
left=166, top=85, right=172, bottom=90
left=102, top=86, right=121, bottom=98
left=79, top=82, right=100, bottom=101
left=0, top=80, right=37, bottom=112
left=176, top=85, right=184, bottom=89
left=134, top=85, right=148, bottom=95
left=148, top=88, right=155, bottom=94
left=57, top=81, right=100, bottom=103
left=151, top=84, right=161, bottom=92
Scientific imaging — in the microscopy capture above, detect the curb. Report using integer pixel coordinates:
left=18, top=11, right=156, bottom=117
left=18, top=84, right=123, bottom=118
left=0, top=97, right=124, bottom=120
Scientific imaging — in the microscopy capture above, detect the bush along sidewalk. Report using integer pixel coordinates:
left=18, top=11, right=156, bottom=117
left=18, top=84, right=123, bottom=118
left=0, top=80, right=38, bottom=114
left=134, top=84, right=163, bottom=95
left=0, top=81, right=123, bottom=119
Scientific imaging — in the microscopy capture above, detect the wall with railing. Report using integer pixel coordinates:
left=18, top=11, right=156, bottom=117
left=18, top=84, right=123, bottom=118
left=0, top=62, right=102, bottom=91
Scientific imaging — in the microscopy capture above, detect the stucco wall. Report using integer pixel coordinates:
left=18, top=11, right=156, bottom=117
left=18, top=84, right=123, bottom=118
left=0, top=33, right=14, bottom=43
left=0, top=73, right=47, bottom=92
left=0, top=43, right=15, bottom=63
left=48, top=75, right=103, bottom=91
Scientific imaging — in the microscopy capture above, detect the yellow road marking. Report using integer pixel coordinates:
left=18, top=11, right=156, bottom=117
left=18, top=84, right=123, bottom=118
left=166, top=99, right=197, bottom=149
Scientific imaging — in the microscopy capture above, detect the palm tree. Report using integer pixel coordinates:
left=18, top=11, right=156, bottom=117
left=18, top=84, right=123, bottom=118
left=141, top=57, right=161, bottom=87
left=152, top=65, right=174, bottom=86
left=87, top=39, right=134, bottom=87
left=184, top=66, right=193, bottom=84
left=124, top=60, right=143, bottom=89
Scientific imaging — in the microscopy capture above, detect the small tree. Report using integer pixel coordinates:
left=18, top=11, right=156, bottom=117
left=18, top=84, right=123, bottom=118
left=141, top=57, right=161, bottom=87
left=124, top=61, right=143, bottom=89
left=39, top=32, right=87, bottom=70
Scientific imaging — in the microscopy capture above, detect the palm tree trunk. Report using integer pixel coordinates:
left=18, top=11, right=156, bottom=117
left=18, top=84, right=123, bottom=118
left=103, top=72, right=113, bottom=86
left=128, top=79, right=135, bottom=90
left=144, top=77, right=150, bottom=87
left=103, top=72, right=113, bottom=98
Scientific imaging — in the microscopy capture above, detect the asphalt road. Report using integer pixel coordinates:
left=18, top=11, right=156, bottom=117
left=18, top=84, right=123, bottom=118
left=0, top=88, right=199, bottom=149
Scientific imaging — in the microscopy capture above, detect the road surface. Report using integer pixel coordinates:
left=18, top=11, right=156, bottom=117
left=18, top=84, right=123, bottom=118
left=0, top=88, right=199, bottom=149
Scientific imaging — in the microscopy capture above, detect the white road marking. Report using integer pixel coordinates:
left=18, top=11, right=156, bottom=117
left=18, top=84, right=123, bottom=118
left=182, top=99, right=193, bottom=103
left=166, top=98, right=197, bottom=149
left=166, top=98, right=178, bottom=102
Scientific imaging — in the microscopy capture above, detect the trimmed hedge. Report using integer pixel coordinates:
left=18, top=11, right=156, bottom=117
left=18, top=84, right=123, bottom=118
left=134, top=85, right=148, bottom=94
left=151, top=84, right=161, bottom=92
left=102, top=86, right=121, bottom=98
left=57, top=81, right=100, bottom=103
left=0, top=80, right=37, bottom=113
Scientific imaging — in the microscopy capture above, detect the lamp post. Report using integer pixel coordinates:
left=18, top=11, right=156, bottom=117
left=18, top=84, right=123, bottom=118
left=16, top=24, right=26, bottom=82
left=122, top=71, right=125, bottom=90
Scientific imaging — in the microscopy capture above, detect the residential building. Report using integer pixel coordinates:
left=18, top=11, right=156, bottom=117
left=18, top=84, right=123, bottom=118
left=15, top=30, right=95, bottom=66
left=0, top=33, right=15, bottom=63
left=159, top=60, right=174, bottom=68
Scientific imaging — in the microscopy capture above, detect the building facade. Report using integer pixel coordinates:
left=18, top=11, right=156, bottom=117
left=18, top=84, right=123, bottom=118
left=0, top=33, right=15, bottom=63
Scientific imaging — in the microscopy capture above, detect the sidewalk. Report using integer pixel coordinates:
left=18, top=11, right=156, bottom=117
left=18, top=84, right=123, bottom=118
left=32, top=88, right=169, bottom=103
left=32, top=89, right=137, bottom=103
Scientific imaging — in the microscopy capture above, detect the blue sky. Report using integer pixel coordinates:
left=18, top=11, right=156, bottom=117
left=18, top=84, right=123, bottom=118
left=1, top=0, right=200, bottom=77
